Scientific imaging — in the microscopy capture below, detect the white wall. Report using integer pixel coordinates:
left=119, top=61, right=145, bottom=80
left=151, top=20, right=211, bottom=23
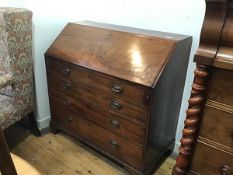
left=0, top=0, right=205, bottom=152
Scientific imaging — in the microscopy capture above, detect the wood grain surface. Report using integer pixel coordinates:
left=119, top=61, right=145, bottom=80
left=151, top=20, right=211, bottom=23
left=45, top=21, right=192, bottom=175
left=199, top=105, right=233, bottom=151
left=191, top=140, right=233, bottom=175
left=194, top=1, right=227, bottom=65
left=45, top=22, right=190, bottom=87
left=46, top=58, right=150, bottom=106
left=49, top=92, right=145, bottom=146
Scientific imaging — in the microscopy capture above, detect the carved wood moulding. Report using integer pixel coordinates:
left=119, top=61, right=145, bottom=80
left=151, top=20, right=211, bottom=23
left=172, top=65, right=210, bottom=175
left=173, top=0, right=233, bottom=174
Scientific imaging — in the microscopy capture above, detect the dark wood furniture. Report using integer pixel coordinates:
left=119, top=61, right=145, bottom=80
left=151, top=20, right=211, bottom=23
left=173, top=1, right=233, bottom=175
left=0, top=124, right=42, bottom=175
left=45, top=21, right=192, bottom=175
left=0, top=124, right=17, bottom=175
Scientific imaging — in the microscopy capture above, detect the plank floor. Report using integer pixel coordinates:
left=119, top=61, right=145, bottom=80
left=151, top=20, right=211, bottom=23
left=8, top=131, right=175, bottom=175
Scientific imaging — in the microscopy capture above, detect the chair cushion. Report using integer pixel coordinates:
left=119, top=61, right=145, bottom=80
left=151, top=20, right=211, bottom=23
left=0, top=74, right=13, bottom=88
left=0, top=7, right=34, bottom=100
left=0, top=8, right=34, bottom=128
left=0, top=95, right=19, bottom=129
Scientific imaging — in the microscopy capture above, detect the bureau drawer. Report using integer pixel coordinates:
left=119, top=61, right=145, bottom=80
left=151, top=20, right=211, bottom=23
left=46, top=57, right=150, bottom=106
left=48, top=77, right=148, bottom=122
left=51, top=106, right=144, bottom=170
left=191, top=140, right=233, bottom=175
left=199, top=106, right=233, bottom=149
left=207, top=68, right=233, bottom=106
left=49, top=91, right=145, bottom=146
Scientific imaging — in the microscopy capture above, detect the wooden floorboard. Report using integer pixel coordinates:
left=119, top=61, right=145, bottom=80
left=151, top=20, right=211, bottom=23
left=8, top=132, right=175, bottom=175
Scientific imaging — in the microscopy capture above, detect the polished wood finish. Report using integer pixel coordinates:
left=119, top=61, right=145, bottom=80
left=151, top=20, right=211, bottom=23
left=45, top=21, right=192, bottom=175
left=214, top=47, right=233, bottom=70
left=173, top=1, right=233, bottom=174
left=199, top=105, right=233, bottom=150
left=191, top=140, right=233, bottom=175
left=194, top=1, right=227, bottom=65
left=52, top=108, right=144, bottom=169
left=50, top=91, right=145, bottom=146
left=47, top=75, right=148, bottom=123
left=0, top=124, right=17, bottom=175
left=172, top=65, right=210, bottom=175
left=214, top=4, right=233, bottom=70
left=46, top=21, right=189, bottom=87
left=207, top=68, right=233, bottom=106
left=46, top=58, right=149, bottom=105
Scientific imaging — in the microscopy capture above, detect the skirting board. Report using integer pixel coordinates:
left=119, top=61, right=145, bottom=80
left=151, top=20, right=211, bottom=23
left=171, top=141, right=180, bottom=159
left=36, top=115, right=51, bottom=130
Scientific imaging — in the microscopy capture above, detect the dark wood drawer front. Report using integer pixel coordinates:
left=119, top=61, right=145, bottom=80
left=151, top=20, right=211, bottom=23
left=47, top=76, right=148, bottom=122
left=50, top=105, right=143, bottom=170
left=208, top=68, right=233, bottom=106
left=199, top=106, right=233, bottom=149
left=49, top=92, right=145, bottom=146
left=46, top=58, right=150, bottom=106
left=191, top=141, right=233, bottom=175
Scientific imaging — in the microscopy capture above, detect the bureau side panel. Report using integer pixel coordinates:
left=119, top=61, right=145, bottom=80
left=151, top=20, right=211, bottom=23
left=144, top=38, right=192, bottom=173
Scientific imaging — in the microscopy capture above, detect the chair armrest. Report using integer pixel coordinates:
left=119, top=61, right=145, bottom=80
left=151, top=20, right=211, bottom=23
left=0, top=74, right=14, bottom=89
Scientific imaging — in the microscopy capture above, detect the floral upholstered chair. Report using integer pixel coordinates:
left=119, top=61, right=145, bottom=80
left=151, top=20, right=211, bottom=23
left=0, top=8, right=35, bottom=129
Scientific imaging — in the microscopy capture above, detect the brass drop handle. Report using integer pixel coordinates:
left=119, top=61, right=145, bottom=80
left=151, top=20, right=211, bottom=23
left=109, top=140, right=119, bottom=149
left=63, top=82, right=71, bottom=90
left=110, top=119, right=120, bottom=128
left=220, top=165, right=232, bottom=175
left=111, top=84, right=122, bottom=93
left=66, top=116, right=73, bottom=123
left=64, top=99, right=71, bottom=106
left=110, top=100, right=121, bottom=109
left=61, top=67, right=71, bottom=75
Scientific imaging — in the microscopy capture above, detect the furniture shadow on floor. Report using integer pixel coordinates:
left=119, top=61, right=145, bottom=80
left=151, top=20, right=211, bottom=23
left=5, top=124, right=175, bottom=175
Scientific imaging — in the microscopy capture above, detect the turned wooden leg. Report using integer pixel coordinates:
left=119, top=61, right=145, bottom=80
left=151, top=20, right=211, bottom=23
left=172, top=64, right=210, bottom=175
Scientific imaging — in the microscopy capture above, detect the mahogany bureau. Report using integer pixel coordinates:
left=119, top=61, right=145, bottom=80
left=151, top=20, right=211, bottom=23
left=173, top=1, right=233, bottom=175
left=45, top=21, right=192, bottom=175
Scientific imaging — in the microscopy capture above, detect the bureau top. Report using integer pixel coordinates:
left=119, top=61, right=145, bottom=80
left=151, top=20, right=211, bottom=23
left=45, top=21, right=191, bottom=87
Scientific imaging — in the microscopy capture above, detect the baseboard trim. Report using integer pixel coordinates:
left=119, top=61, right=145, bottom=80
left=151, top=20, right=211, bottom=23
left=171, top=141, right=180, bottom=159
left=36, top=115, right=51, bottom=131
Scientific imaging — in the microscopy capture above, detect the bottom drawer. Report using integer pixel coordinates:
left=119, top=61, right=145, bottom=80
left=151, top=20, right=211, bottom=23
left=191, top=140, right=233, bottom=175
left=51, top=107, right=144, bottom=170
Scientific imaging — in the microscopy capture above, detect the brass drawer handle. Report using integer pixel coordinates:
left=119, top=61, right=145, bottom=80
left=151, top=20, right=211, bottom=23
left=231, top=130, right=233, bottom=140
left=108, top=140, right=119, bottom=149
left=66, top=116, right=73, bottom=123
left=220, top=165, right=232, bottom=175
left=64, top=99, right=71, bottom=106
left=63, top=82, right=71, bottom=90
left=110, top=119, right=120, bottom=128
left=61, top=67, right=71, bottom=75
left=111, top=83, right=122, bottom=93
left=110, top=100, right=121, bottom=109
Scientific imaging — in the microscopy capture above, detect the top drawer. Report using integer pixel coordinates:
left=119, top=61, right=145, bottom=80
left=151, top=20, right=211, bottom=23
left=45, top=57, right=151, bottom=106
left=207, top=68, right=233, bottom=107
